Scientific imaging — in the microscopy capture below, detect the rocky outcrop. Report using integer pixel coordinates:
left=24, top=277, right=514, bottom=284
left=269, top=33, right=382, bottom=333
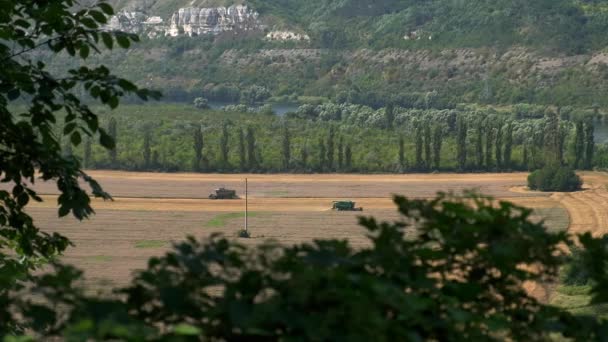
left=167, top=5, right=260, bottom=37
left=106, top=5, right=264, bottom=38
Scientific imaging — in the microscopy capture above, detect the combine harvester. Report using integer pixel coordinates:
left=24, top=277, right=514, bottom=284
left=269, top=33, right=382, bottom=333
left=331, top=200, right=363, bottom=211
left=209, top=187, right=239, bottom=199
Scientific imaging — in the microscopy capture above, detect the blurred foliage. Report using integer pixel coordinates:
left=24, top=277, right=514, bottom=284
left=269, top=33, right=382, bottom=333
left=6, top=192, right=608, bottom=340
left=0, top=0, right=157, bottom=334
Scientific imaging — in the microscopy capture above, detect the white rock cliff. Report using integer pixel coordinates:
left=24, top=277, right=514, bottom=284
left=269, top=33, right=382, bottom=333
left=106, top=5, right=266, bottom=38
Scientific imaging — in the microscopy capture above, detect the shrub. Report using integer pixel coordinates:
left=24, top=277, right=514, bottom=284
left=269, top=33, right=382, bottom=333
left=528, top=166, right=582, bottom=192
left=193, top=97, right=209, bottom=109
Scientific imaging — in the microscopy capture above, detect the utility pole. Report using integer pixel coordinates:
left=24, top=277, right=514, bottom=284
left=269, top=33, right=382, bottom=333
left=245, top=178, right=248, bottom=234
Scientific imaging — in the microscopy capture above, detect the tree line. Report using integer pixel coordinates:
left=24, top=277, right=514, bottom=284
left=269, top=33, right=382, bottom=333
left=72, top=108, right=597, bottom=174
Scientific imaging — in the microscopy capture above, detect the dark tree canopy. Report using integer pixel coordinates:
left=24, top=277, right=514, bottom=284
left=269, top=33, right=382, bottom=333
left=0, top=0, right=158, bottom=333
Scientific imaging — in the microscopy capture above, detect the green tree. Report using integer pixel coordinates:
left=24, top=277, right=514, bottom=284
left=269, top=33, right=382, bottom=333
left=424, top=121, right=432, bottom=170
left=432, top=125, right=443, bottom=170
left=344, top=144, right=353, bottom=171
left=495, top=122, right=503, bottom=169
left=503, top=122, right=513, bottom=169
left=385, top=103, right=395, bottom=129
left=0, top=0, right=158, bottom=334
left=193, top=126, right=204, bottom=171
left=485, top=123, right=494, bottom=170
left=523, top=143, right=530, bottom=170
left=193, top=97, right=209, bottom=109
left=300, top=144, right=309, bottom=170
left=337, top=135, right=344, bottom=171
left=108, top=117, right=118, bottom=166
left=456, top=116, right=467, bottom=171
left=247, top=126, right=257, bottom=170
left=528, top=166, right=582, bottom=192
left=220, top=122, right=230, bottom=168
left=475, top=119, right=484, bottom=169
left=318, top=138, right=326, bottom=172
left=558, top=123, right=567, bottom=166
left=415, top=122, right=423, bottom=170
left=281, top=125, right=291, bottom=171
left=143, top=128, right=151, bottom=169
left=545, top=109, right=560, bottom=164
left=573, top=120, right=585, bottom=169
left=238, top=128, right=246, bottom=171
left=398, top=135, right=405, bottom=171
left=584, top=121, right=595, bottom=170
left=326, top=126, right=335, bottom=171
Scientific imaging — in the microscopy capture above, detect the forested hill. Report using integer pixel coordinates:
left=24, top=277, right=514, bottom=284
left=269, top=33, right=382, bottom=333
left=78, top=0, right=608, bottom=107
left=110, top=0, right=607, bottom=52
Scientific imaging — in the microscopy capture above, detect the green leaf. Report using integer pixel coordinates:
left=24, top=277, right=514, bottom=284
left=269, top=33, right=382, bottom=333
left=173, top=324, right=201, bottom=335
left=99, top=131, right=115, bottom=149
left=101, top=32, right=113, bottom=49
left=88, top=10, right=107, bottom=24
left=79, top=44, right=90, bottom=59
left=115, top=34, right=131, bottom=49
left=98, top=3, right=115, bottom=15
left=71, top=131, right=82, bottom=146
left=17, top=192, right=29, bottom=207
left=64, top=122, right=77, bottom=134
left=80, top=18, right=98, bottom=29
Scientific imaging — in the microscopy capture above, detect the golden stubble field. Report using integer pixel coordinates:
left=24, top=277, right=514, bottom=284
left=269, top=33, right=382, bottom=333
left=25, top=171, right=608, bottom=297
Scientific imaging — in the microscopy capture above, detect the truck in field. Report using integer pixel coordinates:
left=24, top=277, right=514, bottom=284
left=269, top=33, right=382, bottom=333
left=331, top=201, right=363, bottom=211
left=209, top=187, right=239, bottom=199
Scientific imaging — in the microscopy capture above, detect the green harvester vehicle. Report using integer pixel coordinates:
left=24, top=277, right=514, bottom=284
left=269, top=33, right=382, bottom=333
left=332, top=201, right=363, bottom=211
left=209, top=187, right=239, bottom=199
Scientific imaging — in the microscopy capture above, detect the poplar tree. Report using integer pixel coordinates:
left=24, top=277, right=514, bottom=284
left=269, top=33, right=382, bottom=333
left=385, top=103, right=395, bottom=129
left=503, top=122, right=513, bottom=169
left=282, top=126, right=291, bottom=171
left=495, top=123, right=503, bottom=169
left=573, top=120, right=584, bottom=169
left=523, top=143, right=529, bottom=170
left=338, top=136, right=344, bottom=171
left=485, top=124, right=494, bottom=170
left=193, top=126, right=204, bottom=171
left=432, top=125, right=443, bottom=170
left=398, top=135, right=405, bottom=171
left=247, top=126, right=257, bottom=170
left=558, top=123, right=567, bottom=166
left=584, top=121, right=595, bottom=170
left=456, top=116, right=467, bottom=171
left=415, top=122, right=423, bottom=170
left=220, top=122, right=230, bottom=167
left=424, top=121, right=432, bottom=170
left=108, top=117, right=117, bottom=166
left=544, top=109, right=560, bottom=164
left=345, top=144, right=353, bottom=171
left=300, top=144, right=309, bottom=170
left=327, top=126, right=335, bottom=171
left=475, top=120, right=484, bottom=169
left=318, top=138, right=326, bottom=172
left=143, top=128, right=151, bottom=169
left=238, top=128, right=246, bottom=171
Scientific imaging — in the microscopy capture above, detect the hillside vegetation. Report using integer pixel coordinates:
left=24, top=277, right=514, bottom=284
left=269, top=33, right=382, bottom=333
left=78, top=0, right=608, bottom=108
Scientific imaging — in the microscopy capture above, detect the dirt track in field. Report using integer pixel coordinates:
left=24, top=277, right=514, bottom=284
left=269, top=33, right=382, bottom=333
left=25, top=171, right=608, bottom=301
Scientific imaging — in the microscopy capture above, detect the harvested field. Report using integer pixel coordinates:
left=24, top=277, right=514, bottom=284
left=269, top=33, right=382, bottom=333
left=27, top=171, right=546, bottom=199
left=26, top=171, right=608, bottom=293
